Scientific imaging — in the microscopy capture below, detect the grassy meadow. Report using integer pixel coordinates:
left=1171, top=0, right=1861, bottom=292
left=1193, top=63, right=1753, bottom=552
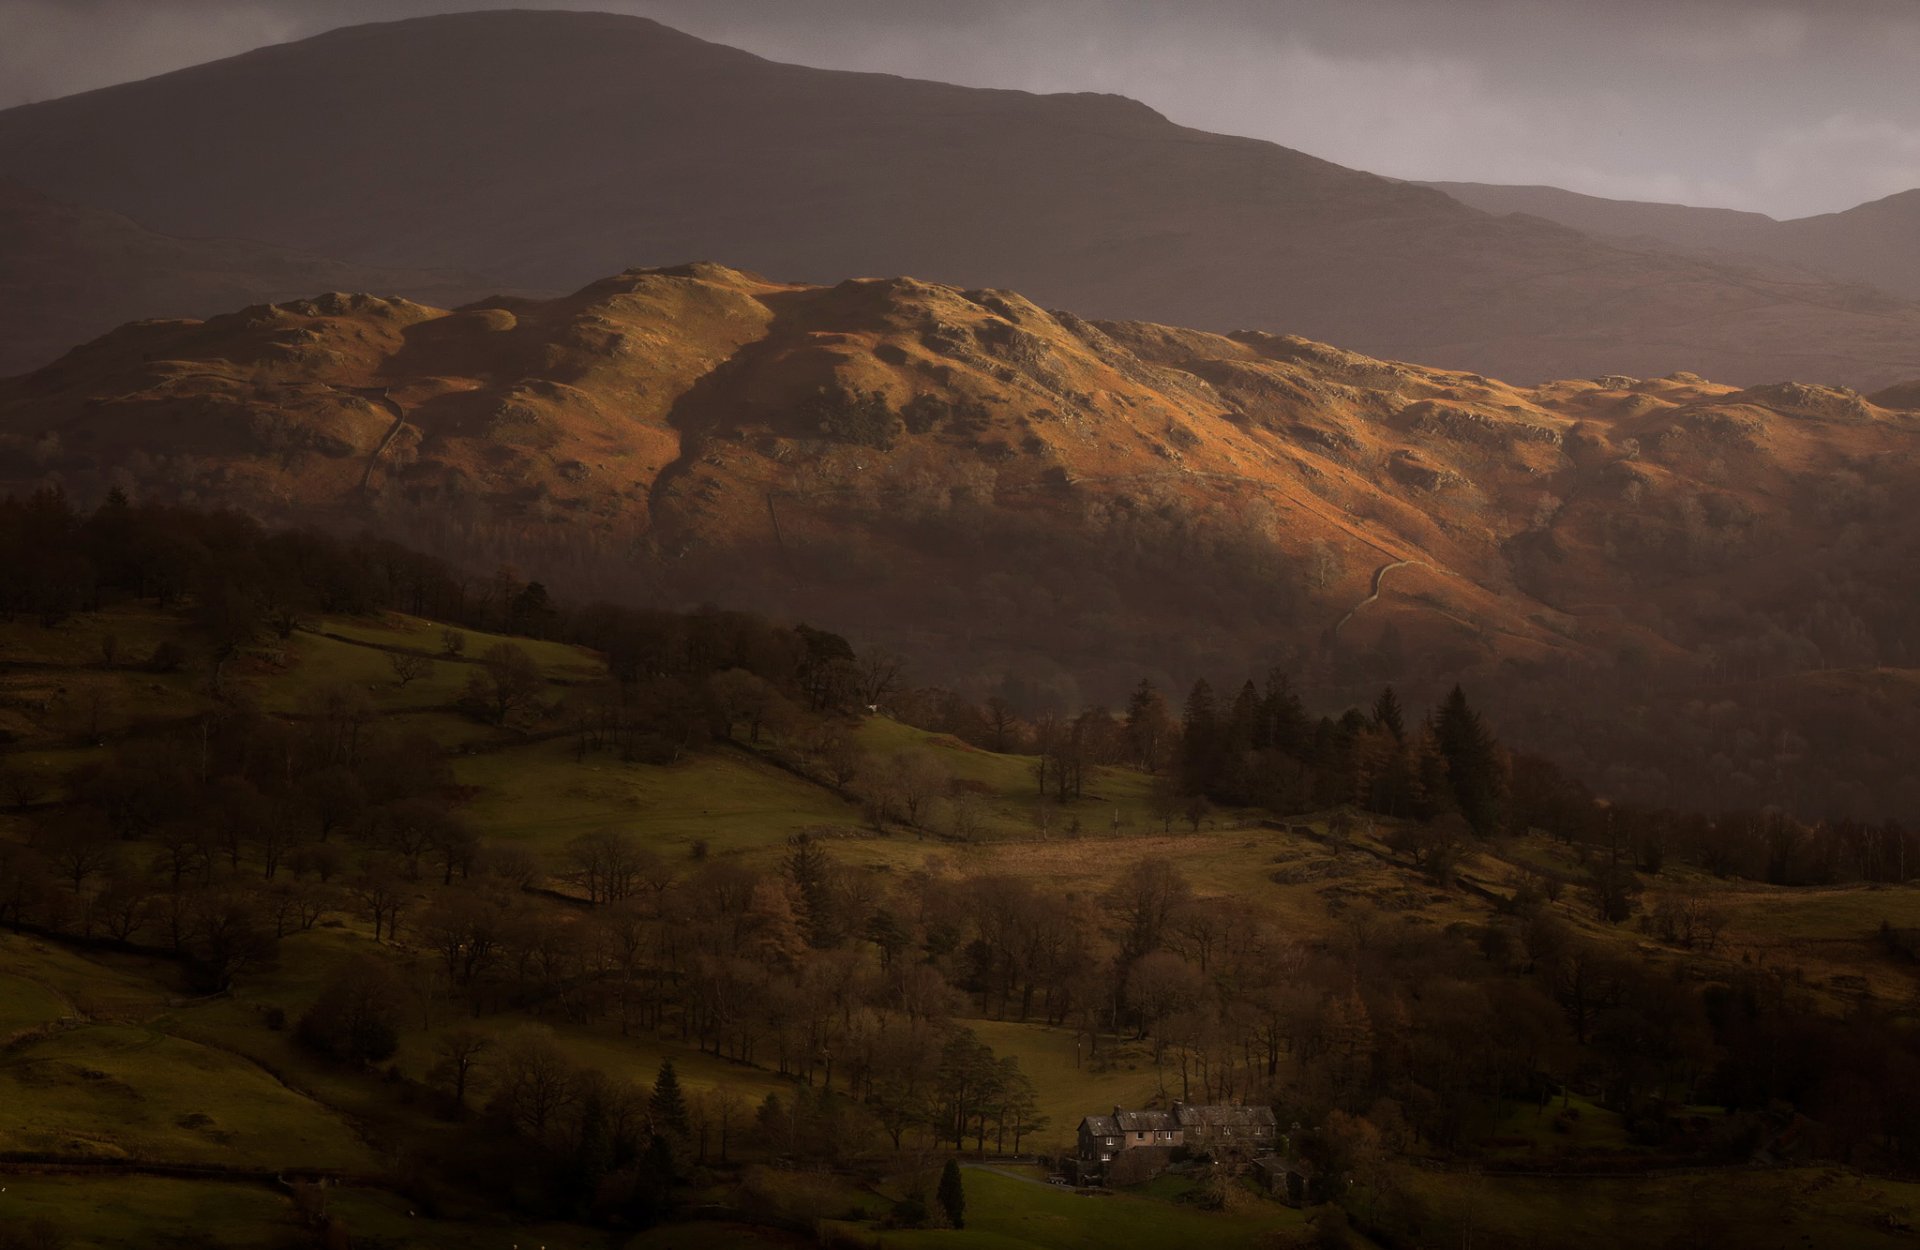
left=3, top=599, right=1920, bottom=1248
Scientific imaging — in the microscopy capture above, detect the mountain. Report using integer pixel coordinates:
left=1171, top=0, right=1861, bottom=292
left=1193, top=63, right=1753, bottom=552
left=0, top=182, right=493, bottom=378
left=4, top=10, right=1920, bottom=387
left=6, top=264, right=1920, bottom=818
left=1429, top=181, right=1920, bottom=302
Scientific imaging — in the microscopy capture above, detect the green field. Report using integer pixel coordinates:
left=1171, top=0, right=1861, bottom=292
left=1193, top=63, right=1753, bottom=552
left=964, top=1020, right=1159, bottom=1151
left=0, top=1175, right=299, bottom=1250
left=6, top=598, right=1920, bottom=1250
left=856, top=719, right=1229, bottom=842
left=455, top=738, right=864, bottom=861
left=0, top=972, right=71, bottom=1041
left=858, top=1166, right=1314, bottom=1250
left=1398, top=1165, right=1920, bottom=1250
left=0, top=1023, right=374, bottom=1169
left=0, top=1175, right=615, bottom=1250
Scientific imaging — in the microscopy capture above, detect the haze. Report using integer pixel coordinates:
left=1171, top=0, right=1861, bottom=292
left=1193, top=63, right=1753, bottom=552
left=5, top=0, right=1918, bottom=219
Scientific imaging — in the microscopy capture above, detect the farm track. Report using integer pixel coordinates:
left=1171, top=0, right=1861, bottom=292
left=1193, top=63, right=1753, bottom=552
left=1333, top=558, right=1427, bottom=636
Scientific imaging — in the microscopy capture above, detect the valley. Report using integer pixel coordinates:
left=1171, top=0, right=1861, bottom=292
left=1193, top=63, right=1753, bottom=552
left=3, top=7, right=1920, bottom=1248
left=0, top=509, right=1917, bottom=1248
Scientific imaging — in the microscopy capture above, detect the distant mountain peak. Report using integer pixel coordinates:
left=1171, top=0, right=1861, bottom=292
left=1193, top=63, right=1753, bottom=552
left=3, top=13, right=1920, bottom=386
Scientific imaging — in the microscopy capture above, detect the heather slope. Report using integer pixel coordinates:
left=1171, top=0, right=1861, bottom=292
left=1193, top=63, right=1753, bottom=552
left=3, top=11, right=1920, bottom=386
left=7, top=264, right=1920, bottom=815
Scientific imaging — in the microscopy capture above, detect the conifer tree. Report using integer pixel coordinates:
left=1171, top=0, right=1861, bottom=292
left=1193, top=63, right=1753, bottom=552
left=1226, top=680, right=1261, bottom=755
left=1124, top=680, right=1174, bottom=772
left=650, top=1058, right=690, bottom=1138
left=1412, top=721, right=1454, bottom=820
left=1178, top=679, right=1220, bottom=794
left=938, top=1158, right=967, bottom=1229
left=1434, top=686, right=1504, bottom=835
left=784, top=834, right=836, bottom=947
left=1371, top=686, right=1405, bottom=741
left=1261, top=668, right=1310, bottom=757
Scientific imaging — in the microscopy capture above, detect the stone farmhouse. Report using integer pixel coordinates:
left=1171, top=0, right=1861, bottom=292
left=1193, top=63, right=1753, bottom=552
left=1073, top=1101, right=1278, bottom=1183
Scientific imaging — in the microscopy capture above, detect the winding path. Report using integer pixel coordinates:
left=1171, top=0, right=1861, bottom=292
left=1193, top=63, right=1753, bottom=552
left=1333, top=558, right=1426, bottom=636
left=333, top=385, right=408, bottom=494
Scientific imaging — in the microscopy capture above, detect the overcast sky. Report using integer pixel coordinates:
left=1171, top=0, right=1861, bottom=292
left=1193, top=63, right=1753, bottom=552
left=5, top=0, right=1918, bottom=218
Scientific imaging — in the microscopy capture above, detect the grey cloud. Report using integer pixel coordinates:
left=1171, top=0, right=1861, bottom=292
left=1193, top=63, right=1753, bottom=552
left=2, top=0, right=1916, bottom=216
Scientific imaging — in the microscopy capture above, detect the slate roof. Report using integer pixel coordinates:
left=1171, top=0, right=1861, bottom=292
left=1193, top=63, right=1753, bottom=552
left=1174, top=1103, right=1278, bottom=1130
left=1114, top=1109, right=1177, bottom=1132
left=1080, top=1115, right=1119, bottom=1137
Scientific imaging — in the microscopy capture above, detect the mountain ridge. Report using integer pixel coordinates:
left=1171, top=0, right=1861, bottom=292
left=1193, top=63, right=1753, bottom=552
left=1428, top=179, right=1920, bottom=302
left=7, top=262, right=1920, bottom=818
left=4, top=10, right=1920, bottom=386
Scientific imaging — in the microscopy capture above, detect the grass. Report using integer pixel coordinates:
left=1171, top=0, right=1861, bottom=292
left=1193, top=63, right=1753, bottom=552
left=1482, top=1092, right=1632, bottom=1157
left=1711, top=881, right=1920, bottom=940
left=319, top=1186, right=612, bottom=1249
left=855, top=719, right=1218, bottom=842
left=0, top=971, right=71, bottom=1041
left=0, top=932, right=173, bottom=1021
left=860, top=1165, right=1311, bottom=1249
left=1397, top=1164, right=1920, bottom=1250
left=315, top=612, right=604, bottom=680
left=0, top=1175, right=620, bottom=1250
left=389, top=1012, right=798, bottom=1116
left=0, top=1022, right=375, bottom=1169
left=454, top=737, right=863, bottom=861
left=252, top=628, right=477, bottom=714
left=964, top=1019, right=1161, bottom=1150
left=0, top=1175, right=299, bottom=1250
left=12, top=601, right=1920, bottom=1250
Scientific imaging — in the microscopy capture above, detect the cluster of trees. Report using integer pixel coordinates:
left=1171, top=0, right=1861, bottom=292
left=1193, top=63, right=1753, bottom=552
left=0, top=691, right=468, bottom=989
left=8, top=489, right=1920, bottom=1241
left=900, top=668, right=1920, bottom=893
left=0, top=487, right=895, bottom=722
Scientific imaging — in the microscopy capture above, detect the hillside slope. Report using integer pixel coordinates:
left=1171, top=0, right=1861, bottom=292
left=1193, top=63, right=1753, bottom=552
left=1430, top=181, right=1920, bottom=304
left=3, top=11, right=1920, bottom=386
left=6, top=264, right=1920, bottom=816
left=0, top=182, right=492, bottom=377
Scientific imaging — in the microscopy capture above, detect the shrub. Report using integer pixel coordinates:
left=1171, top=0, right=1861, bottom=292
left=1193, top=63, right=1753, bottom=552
left=297, top=956, right=406, bottom=1065
left=805, top=387, right=900, bottom=449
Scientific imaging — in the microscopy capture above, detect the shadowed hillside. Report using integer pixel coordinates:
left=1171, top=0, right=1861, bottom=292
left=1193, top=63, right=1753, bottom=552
left=7, top=264, right=1920, bottom=817
left=0, top=182, right=491, bottom=377
left=4, top=11, right=1920, bottom=386
left=1430, top=180, right=1920, bottom=304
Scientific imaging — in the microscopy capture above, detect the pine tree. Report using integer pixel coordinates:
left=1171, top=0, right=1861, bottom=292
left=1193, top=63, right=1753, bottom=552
left=1434, top=686, right=1504, bottom=835
left=1261, top=668, right=1310, bottom=757
left=1178, top=679, right=1220, bottom=795
left=650, top=1058, right=690, bottom=1138
left=784, top=834, right=837, bottom=947
left=1124, top=680, right=1174, bottom=772
left=1226, top=680, right=1261, bottom=755
left=938, top=1158, right=967, bottom=1229
left=1371, top=686, right=1405, bottom=741
left=1412, top=721, right=1454, bottom=820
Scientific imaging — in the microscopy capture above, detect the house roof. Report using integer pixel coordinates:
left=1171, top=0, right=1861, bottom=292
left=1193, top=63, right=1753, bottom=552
left=1174, top=1103, right=1278, bottom=1130
left=1114, top=1109, right=1177, bottom=1132
left=1079, top=1115, right=1119, bottom=1136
